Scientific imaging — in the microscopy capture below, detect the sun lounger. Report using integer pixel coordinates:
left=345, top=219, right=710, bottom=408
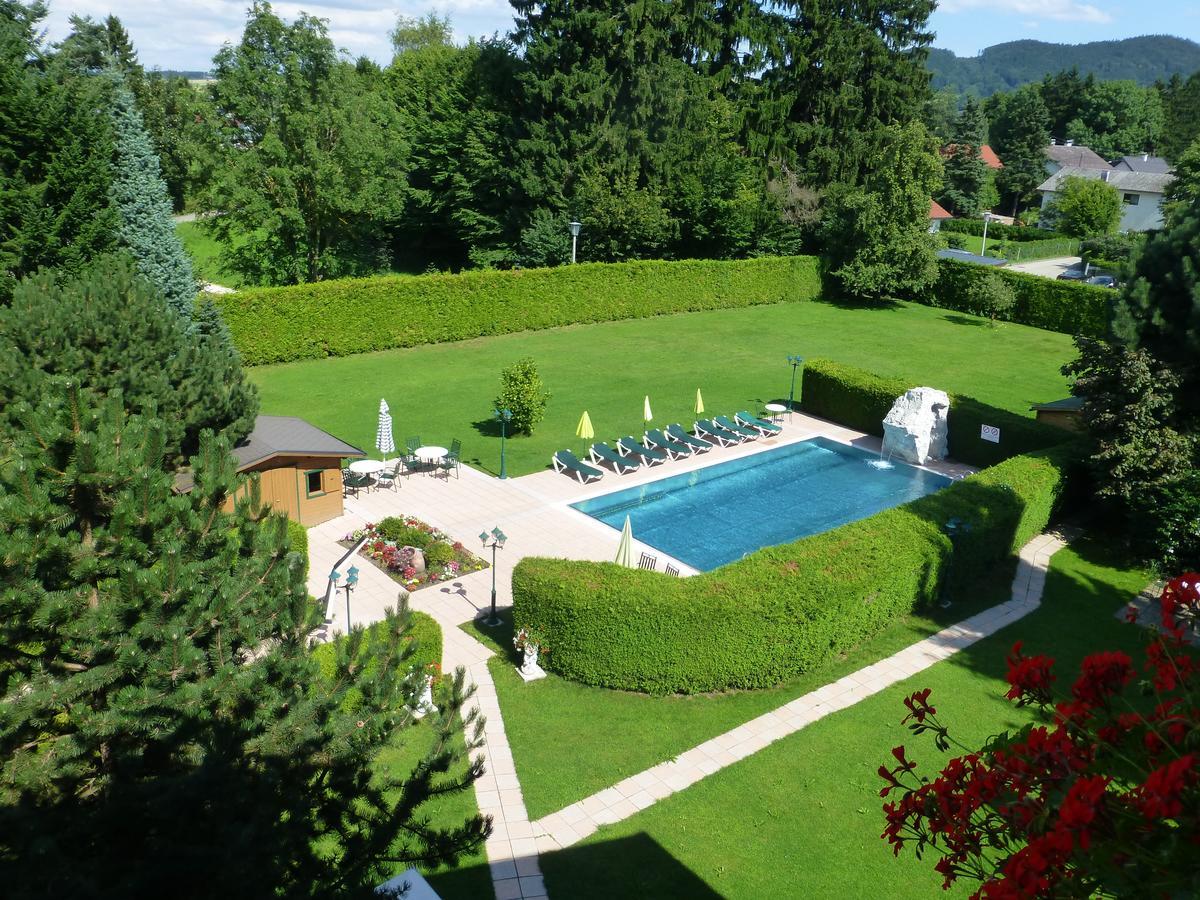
left=617, top=436, right=668, bottom=466
left=553, top=449, right=605, bottom=484
left=715, top=414, right=763, bottom=441
left=644, top=428, right=693, bottom=460
left=695, top=418, right=745, bottom=447
left=666, top=423, right=713, bottom=453
left=590, top=442, right=640, bottom=474
left=735, top=410, right=782, bottom=435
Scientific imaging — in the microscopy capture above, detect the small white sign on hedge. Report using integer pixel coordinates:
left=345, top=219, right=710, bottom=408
left=981, top=424, right=1001, bottom=444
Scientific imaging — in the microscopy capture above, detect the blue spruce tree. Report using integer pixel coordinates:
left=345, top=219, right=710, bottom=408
left=106, top=72, right=196, bottom=316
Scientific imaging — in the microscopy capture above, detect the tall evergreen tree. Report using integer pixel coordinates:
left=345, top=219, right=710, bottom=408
left=107, top=74, right=196, bottom=316
left=1159, top=70, right=1200, bottom=162
left=0, top=257, right=256, bottom=462
left=0, top=387, right=488, bottom=897
left=938, top=97, right=995, bottom=217
left=989, top=85, right=1051, bottom=217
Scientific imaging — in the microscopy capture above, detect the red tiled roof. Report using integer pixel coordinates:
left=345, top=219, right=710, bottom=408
left=929, top=199, right=953, bottom=220
left=941, top=143, right=1004, bottom=169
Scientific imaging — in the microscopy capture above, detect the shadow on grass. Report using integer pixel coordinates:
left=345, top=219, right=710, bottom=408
left=942, top=314, right=989, bottom=328
left=540, top=832, right=725, bottom=900
left=463, top=609, right=517, bottom=660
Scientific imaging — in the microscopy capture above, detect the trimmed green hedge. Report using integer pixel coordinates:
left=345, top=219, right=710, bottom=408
left=798, top=358, right=1069, bottom=468
left=311, top=611, right=442, bottom=712
left=999, top=238, right=1080, bottom=262
left=286, top=518, right=309, bottom=581
left=511, top=447, right=1070, bottom=694
left=941, top=219, right=1067, bottom=242
left=220, top=256, right=823, bottom=365
left=919, top=259, right=1110, bottom=337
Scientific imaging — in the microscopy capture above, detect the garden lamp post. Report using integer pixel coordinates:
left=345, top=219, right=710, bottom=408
left=980, top=213, right=997, bottom=257
left=786, top=354, right=804, bottom=417
left=329, top=564, right=359, bottom=631
left=479, top=527, right=507, bottom=627
left=568, top=220, right=582, bottom=264
left=494, top=407, right=512, bottom=479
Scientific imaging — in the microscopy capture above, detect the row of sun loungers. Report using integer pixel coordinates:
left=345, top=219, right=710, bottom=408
left=551, top=412, right=782, bottom=484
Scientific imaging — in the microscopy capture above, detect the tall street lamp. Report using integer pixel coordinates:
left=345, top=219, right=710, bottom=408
left=479, top=527, right=508, bottom=627
left=329, top=564, right=359, bottom=631
left=786, top=354, right=804, bottom=417
left=568, top=220, right=582, bottom=264
left=494, top=408, right=512, bottom=479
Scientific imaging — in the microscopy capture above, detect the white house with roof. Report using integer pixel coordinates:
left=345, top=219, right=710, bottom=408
left=1037, top=166, right=1174, bottom=232
left=1044, top=140, right=1112, bottom=176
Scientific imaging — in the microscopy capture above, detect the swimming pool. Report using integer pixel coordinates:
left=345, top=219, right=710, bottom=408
left=570, top=437, right=953, bottom=571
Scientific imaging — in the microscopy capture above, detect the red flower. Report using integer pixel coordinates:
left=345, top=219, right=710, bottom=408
left=903, top=688, right=937, bottom=724
left=1005, top=642, right=1056, bottom=707
left=1131, top=754, right=1196, bottom=820
left=1160, top=574, right=1200, bottom=631
left=1057, top=775, right=1110, bottom=848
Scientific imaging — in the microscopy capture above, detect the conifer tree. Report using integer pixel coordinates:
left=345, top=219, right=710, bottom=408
left=989, top=85, right=1051, bottom=217
left=938, top=97, right=995, bottom=217
left=0, top=257, right=256, bottom=463
left=106, top=74, right=196, bottom=316
left=0, top=387, right=488, bottom=897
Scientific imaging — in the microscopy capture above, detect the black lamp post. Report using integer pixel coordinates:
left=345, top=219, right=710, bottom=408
left=494, top=408, right=512, bottom=479
left=479, top=527, right=507, bottom=627
left=787, top=354, right=804, bottom=415
left=329, top=564, right=359, bottom=630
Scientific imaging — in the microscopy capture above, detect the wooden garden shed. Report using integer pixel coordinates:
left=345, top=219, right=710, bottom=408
left=178, top=415, right=364, bottom=526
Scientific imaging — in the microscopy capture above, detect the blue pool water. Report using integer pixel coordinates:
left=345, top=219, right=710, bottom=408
left=571, top=438, right=952, bottom=571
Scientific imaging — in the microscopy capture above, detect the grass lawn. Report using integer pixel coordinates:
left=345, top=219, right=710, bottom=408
left=468, top=562, right=1014, bottom=820
left=249, top=300, right=1074, bottom=478
left=176, top=221, right=247, bottom=289
left=530, top=537, right=1152, bottom=897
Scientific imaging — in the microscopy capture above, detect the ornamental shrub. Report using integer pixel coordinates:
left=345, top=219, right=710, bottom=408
left=286, top=518, right=309, bottom=580
left=375, top=517, right=433, bottom=549
left=511, top=447, right=1071, bottom=694
left=495, top=357, right=550, bottom=435
left=217, top=255, right=822, bottom=365
left=965, top=273, right=1016, bottom=324
left=422, top=541, right=456, bottom=569
left=917, top=259, right=1110, bottom=337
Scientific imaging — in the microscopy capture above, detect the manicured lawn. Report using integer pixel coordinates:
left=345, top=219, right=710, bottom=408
left=250, top=300, right=1074, bottom=477
left=532, top=538, right=1152, bottom=897
left=176, top=221, right=247, bottom=289
left=472, top=563, right=1014, bottom=821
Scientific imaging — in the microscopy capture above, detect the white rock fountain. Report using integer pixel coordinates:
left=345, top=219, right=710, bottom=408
left=880, top=387, right=950, bottom=466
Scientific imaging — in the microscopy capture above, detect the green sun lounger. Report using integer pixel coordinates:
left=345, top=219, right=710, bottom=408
left=736, top=410, right=782, bottom=435
left=590, top=442, right=640, bottom=474
left=666, top=423, right=713, bottom=452
left=715, top=414, right=763, bottom=440
left=618, top=436, right=668, bottom=466
left=695, top=418, right=745, bottom=447
left=644, top=428, right=693, bottom=459
left=553, top=449, right=605, bottom=484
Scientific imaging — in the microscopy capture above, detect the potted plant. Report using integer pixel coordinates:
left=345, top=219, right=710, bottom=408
left=513, top=625, right=548, bottom=676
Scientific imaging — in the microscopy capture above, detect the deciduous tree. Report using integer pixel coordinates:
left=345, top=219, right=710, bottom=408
left=1042, top=175, right=1122, bottom=237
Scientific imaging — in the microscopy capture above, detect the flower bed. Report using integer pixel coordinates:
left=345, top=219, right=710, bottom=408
left=342, top=515, right=487, bottom=590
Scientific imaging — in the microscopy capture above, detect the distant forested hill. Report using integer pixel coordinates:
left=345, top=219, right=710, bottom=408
left=929, top=36, right=1200, bottom=96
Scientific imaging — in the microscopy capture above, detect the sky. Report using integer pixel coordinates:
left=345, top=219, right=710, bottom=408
left=38, top=0, right=1200, bottom=72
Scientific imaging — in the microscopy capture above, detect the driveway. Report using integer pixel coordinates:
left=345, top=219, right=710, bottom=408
left=1006, top=256, right=1081, bottom=279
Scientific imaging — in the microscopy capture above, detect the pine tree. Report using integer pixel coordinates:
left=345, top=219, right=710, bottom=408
left=938, top=97, right=993, bottom=217
left=0, top=257, right=256, bottom=463
left=0, top=387, right=488, bottom=897
left=106, top=73, right=196, bottom=316
left=990, top=85, right=1051, bottom=217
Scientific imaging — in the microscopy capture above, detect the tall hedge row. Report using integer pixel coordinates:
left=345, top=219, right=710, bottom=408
left=219, top=256, right=823, bottom=365
left=918, top=259, right=1110, bottom=337
left=798, top=358, right=1068, bottom=468
left=511, top=446, right=1071, bottom=694
left=940, top=219, right=1067, bottom=242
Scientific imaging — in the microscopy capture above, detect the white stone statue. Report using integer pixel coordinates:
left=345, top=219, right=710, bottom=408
left=881, top=387, right=950, bottom=465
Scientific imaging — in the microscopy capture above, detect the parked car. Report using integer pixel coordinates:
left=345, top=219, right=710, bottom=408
left=1085, top=274, right=1118, bottom=289
left=1056, top=268, right=1087, bottom=282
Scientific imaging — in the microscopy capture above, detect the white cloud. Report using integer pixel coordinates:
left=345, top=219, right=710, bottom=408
left=938, top=0, right=1113, bottom=24
left=40, top=0, right=515, bottom=71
